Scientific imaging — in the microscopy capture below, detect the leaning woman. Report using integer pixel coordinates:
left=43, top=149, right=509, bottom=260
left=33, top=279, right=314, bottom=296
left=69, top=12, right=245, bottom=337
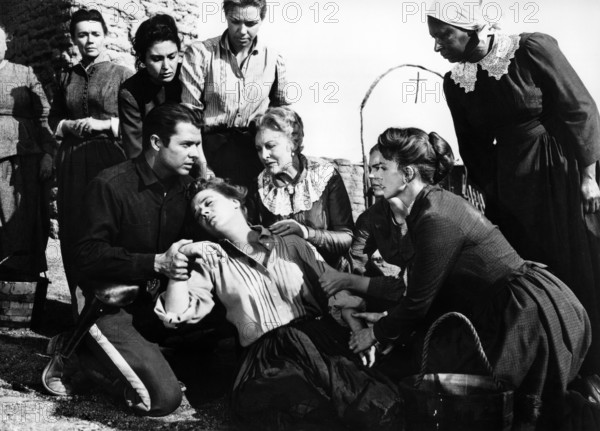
left=426, top=0, right=600, bottom=386
left=155, top=178, right=400, bottom=430
left=345, top=127, right=590, bottom=429
left=49, top=8, right=132, bottom=314
left=253, top=106, right=354, bottom=268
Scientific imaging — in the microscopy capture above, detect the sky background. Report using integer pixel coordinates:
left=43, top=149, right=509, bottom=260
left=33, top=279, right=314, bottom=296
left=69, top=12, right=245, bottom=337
left=187, top=0, right=600, bottom=163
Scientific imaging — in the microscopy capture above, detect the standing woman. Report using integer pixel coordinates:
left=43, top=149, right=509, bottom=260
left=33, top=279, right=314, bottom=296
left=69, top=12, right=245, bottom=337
left=180, top=0, right=291, bottom=191
left=119, top=14, right=184, bottom=159
left=0, top=23, right=55, bottom=280
left=49, top=9, right=132, bottom=312
left=426, top=1, right=600, bottom=384
left=253, top=107, right=354, bottom=268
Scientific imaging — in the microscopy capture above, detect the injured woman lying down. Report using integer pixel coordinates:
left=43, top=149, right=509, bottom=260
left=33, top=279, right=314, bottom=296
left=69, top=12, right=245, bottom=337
left=153, top=177, right=400, bottom=431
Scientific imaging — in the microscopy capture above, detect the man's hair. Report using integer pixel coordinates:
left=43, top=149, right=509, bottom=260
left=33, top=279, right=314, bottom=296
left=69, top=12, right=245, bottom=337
left=223, top=0, right=267, bottom=20
left=70, top=9, right=108, bottom=37
left=143, top=103, right=202, bottom=150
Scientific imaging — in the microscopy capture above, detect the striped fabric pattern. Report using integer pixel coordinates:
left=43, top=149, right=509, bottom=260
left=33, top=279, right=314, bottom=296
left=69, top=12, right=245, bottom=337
left=180, top=31, right=291, bottom=128
left=155, top=228, right=329, bottom=347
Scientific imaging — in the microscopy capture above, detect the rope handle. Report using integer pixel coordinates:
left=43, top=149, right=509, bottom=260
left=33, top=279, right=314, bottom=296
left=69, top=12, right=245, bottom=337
left=414, top=312, right=504, bottom=391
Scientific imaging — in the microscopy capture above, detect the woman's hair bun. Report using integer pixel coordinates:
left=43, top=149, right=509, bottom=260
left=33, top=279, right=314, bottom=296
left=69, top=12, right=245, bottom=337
left=428, top=132, right=454, bottom=183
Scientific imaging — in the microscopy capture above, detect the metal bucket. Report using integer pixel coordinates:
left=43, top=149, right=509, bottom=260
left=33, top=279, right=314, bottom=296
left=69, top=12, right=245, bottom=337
left=399, top=312, right=514, bottom=431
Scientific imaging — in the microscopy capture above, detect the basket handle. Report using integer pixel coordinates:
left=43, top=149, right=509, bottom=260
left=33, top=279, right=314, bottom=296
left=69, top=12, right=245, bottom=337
left=414, top=312, right=504, bottom=391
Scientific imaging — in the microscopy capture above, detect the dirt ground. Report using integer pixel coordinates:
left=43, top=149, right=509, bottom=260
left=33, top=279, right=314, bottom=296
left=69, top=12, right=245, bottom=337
left=0, top=239, right=236, bottom=431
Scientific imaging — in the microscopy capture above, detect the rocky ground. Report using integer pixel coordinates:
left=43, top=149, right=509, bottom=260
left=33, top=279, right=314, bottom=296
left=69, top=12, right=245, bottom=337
left=0, top=239, right=236, bottom=431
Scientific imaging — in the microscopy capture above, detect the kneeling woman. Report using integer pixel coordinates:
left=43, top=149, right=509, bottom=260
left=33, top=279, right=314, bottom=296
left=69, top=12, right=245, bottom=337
left=347, top=128, right=591, bottom=428
left=253, top=107, right=354, bottom=269
left=154, top=178, right=399, bottom=430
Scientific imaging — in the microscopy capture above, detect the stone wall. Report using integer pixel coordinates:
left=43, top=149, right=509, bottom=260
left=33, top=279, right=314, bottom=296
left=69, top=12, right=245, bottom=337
left=0, top=0, right=202, bottom=77
left=327, top=159, right=367, bottom=221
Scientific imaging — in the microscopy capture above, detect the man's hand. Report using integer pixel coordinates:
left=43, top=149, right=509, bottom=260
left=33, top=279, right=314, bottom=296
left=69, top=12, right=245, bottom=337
left=179, top=241, right=227, bottom=268
left=154, top=239, right=193, bottom=280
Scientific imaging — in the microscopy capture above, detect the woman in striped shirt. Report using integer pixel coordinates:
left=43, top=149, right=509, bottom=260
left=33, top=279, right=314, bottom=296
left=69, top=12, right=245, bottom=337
left=180, top=0, right=291, bottom=191
left=155, top=178, right=400, bottom=430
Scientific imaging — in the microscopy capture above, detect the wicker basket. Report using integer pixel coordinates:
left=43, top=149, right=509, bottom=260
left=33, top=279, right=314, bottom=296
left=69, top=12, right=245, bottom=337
left=398, top=312, right=514, bottom=431
left=0, top=278, right=48, bottom=328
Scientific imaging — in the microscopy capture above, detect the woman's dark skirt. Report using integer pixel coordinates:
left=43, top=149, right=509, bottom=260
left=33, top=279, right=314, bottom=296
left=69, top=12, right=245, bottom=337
left=423, top=264, right=591, bottom=428
left=490, top=127, right=600, bottom=376
left=55, top=136, right=126, bottom=305
left=231, top=316, right=401, bottom=430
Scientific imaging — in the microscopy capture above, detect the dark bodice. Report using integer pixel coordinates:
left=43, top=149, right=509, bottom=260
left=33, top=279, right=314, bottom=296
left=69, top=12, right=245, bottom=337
left=350, top=198, right=410, bottom=274
left=49, top=58, right=133, bottom=141
left=118, top=67, right=182, bottom=158
left=444, top=32, right=600, bottom=190
left=373, top=186, right=525, bottom=343
left=256, top=158, right=354, bottom=268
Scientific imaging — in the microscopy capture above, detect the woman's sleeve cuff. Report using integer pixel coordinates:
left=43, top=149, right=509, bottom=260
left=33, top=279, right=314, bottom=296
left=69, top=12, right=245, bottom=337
left=154, top=292, right=214, bottom=328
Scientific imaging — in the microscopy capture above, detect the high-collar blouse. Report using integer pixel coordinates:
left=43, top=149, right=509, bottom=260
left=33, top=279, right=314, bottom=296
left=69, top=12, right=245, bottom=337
left=256, top=156, right=354, bottom=267
left=49, top=52, right=133, bottom=141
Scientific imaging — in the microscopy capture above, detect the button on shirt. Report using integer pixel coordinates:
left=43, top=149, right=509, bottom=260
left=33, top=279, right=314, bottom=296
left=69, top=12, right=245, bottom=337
left=180, top=31, right=291, bottom=128
left=48, top=51, right=132, bottom=141
left=75, top=156, right=192, bottom=284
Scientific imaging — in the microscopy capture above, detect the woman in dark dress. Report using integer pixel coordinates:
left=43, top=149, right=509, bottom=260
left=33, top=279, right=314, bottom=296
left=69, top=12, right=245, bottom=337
left=253, top=107, right=354, bottom=268
left=118, top=14, right=183, bottom=159
left=350, top=144, right=409, bottom=278
left=49, top=9, right=132, bottom=313
left=346, top=127, right=590, bottom=429
left=425, top=0, right=600, bottom=384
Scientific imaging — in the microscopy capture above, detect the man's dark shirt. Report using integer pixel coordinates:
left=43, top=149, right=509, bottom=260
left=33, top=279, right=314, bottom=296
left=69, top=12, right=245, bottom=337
left=75, top=156, right=192, bottom=284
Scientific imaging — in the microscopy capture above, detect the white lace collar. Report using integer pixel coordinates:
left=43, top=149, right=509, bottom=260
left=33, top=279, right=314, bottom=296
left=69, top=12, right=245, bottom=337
left=450, top=33, right=520, bottom=93
left=258, top=155, right=335, bottom=217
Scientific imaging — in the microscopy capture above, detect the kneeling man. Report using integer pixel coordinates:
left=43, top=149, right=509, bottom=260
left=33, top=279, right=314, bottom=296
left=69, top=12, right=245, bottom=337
left=43, top=103, right=208, bottom=416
